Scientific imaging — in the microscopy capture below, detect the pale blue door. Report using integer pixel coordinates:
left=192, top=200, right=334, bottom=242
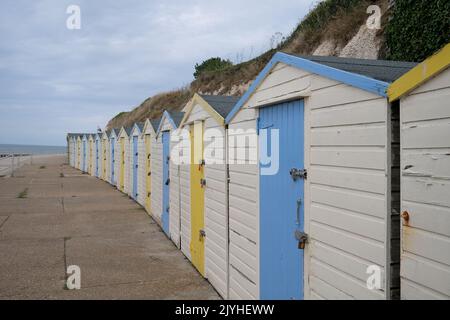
left=259, top=99, right=305, bottom=300
left=95, top=139, right=99, bottom=176
left=110, top=138, right=115, bottom=184
left=133, top=136, right=138, bottom=200
left=162, top=131, right=170, bottom=235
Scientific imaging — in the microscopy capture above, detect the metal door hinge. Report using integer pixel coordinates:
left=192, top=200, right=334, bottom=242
left=165, top=178, right=170, bottom=185
left=200, top=179, right=206, bottom=188
left=199, top=229, right=206, bottom=238
left=290, top=168, right=307, bottom=180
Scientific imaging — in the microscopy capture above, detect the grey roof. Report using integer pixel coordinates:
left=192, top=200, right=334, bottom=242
left=67, top=133, right=83, bottom=138
left=135, top=122, right=144, bottom=132
left=167, top=111, right=184, bottom=128
left=150, top=118, right=161, bottom=132
left=200, top=95, right=241, bottom=118
left=292, top=54, right=418, bottom=83
left=109, top=128, right=120, bottom=137
left=124, top=126, right=133, bottom=136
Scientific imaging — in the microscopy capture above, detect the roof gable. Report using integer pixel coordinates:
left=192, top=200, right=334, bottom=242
left=156, top=110, right=184, bottom=135
left=180, top=93, right=240, bottom=127
left=388, top=43, right=450, bottom=102
left=131, top=122, right=144, bottom=136
left=225, top=52, right=416, bottom=123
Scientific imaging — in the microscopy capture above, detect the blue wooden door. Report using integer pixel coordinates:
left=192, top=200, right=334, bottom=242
left=133, top=136, right=138, bottom=200
left=259, top=99, right=305, bottom=300
left=162, top=131, right=170, bottom=236
left=83, top=140, right=86, bottom=172
left=95, top=140, right=99, bottom=176
left=110, top=138, right=115, bottom=184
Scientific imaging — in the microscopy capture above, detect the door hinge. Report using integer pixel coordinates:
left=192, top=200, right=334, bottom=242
left=200, top=179, right=206, bottom=188
left=165, top=178, right=170, bottom=185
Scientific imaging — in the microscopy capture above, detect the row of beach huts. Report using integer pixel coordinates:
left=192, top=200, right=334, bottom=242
left=67, top=44, right=450, bottom=300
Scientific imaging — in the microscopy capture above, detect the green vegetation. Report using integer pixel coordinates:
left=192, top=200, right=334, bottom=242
left=385, top=0, right=450, bottom=62
left=17, top=188, right=28, bottom=199
left=193, top=57, right=233, bottom=79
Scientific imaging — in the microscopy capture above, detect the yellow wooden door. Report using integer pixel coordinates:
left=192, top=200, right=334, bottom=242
left=102, top=140, right=107, bottom=180
left=120, top=138, right=125, bottom=191
left=190, top=121, right=205, bottom=276
left=145, top=134, right=152, bottom=213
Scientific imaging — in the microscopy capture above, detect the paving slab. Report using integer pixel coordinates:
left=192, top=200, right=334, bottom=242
left=0, top=155, right=220, bottom=300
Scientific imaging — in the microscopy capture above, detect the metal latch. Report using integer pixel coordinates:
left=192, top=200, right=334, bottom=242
left=198, top=159, right=205, bottom=171
left=199, top=229, right=206, bottom=239
left=200, top=179, right=206, bottom=188
left=290, top=168, right=307, bottom=180
left=165, top=178, right=170, bottom=185
left=295, top=230, right=308, bottom=250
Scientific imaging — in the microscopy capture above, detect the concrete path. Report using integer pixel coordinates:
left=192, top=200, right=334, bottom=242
left=0, top=155, right=220, bottom=300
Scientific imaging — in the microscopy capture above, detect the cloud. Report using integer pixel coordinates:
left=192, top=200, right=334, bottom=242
left=0, top=0, right=315, bottom=146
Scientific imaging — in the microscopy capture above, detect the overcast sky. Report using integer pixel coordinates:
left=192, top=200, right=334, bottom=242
left=0, top=0, right=316, bottom=146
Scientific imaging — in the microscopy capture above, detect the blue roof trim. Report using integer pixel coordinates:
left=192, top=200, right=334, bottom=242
left=156, top=110, right=177, bottom=136
left=225, top=52, right=390, bottom=124
left=132, top=122, right=143, bottom=135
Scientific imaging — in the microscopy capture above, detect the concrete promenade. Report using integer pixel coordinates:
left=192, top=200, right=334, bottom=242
left=0, top=155, right=219, bottom=299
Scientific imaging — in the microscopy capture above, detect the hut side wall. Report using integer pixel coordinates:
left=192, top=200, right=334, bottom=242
left=400, top=67, right=450, bottom=299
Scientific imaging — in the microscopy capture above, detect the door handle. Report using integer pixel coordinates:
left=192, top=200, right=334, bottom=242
left=296, top=199, right=301, bottom=225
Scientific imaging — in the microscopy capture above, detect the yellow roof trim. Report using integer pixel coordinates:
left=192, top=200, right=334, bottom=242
left=179, top=93, right=224, bottom=128
left=388, top=43, right=450, bottom=102
left=142, top=118, right=156, bottom=136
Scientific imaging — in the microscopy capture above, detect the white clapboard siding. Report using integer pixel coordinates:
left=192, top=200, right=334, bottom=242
left=137, top=135, right=146, bottom=206
left=96, top=138, right=101, bottom=178
left=308, top=72, right=391, bottom=300
left=180, top=130, right=191, bottom=260
left=400, top=67, right=450, bottom=299
left=123, top=138, right=130, bottom=195
left=228, top=118, right=259, bottom=300
left=151, top=133, right=163, bottom=225
left=114, top=138, right=120, bottom=186
left=204, top=117, right=228, bottom=298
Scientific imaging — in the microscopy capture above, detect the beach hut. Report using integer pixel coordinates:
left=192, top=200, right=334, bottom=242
left=76, top=135, right=82, bottom=170
left=142, top=118, right=161, bottom=214
left=101, top=130, right=110, bottom=182
left=178, top=94, right=240, bottom=295
left=225, top=52, right=416, bottom=300
left=110, top=128, right=120, bottom=187
left=67, top=134, right=77, bottom=167
left=94, top=132, right=102, bottom=178
left=152, top=110, right=184, bottom=240
left=88, top=134, right=94, bottom=175
left=81, top=134, right=89, bottom=173
left=387, top=44, right=450, bottom=300
left=118, top=126, right=132, bottom=194
left=129, top=123, right=144, bottom=202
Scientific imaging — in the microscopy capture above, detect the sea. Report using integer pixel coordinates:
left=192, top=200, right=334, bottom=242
left=0, top=144, right=67, bottom=156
